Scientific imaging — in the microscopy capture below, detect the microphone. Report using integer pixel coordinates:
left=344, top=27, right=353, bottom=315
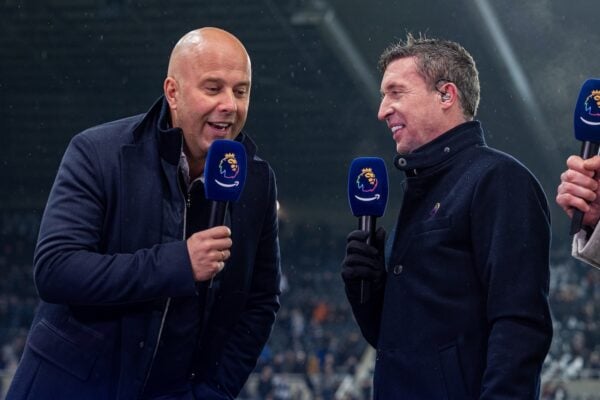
left=204, top=139, right=248, bottom=226
left=570, top=78, right=600, bottom=235
left=347, top=157, right=389, bottom=303
left=204, top=140, right=247, bottom=285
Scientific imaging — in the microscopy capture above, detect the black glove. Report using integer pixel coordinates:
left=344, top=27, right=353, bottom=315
left=341, top=227, right=387, bottom=291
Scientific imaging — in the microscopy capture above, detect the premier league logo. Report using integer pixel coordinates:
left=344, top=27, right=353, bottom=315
left=355, top=167, right=380, bottom=201
left=348, top=157, right=388, bottom=217
left=215, top=152, right=241, bottom=187
left=205, top=140, right=247, bottom=201
left=581, top=89, right=600, bottom=126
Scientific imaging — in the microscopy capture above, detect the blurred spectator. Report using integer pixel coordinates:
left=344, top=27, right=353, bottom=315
left=257, top=365, right=275, bottom=400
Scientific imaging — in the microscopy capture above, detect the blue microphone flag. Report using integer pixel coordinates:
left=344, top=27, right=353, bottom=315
left=348, top=157, right=388, bottom=217
left=574, top=78, right=600, bottom=142
left=204, top=139, right=247, bottom=202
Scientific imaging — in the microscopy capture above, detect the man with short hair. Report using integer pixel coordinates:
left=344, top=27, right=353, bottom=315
left=341, top=34, right=552, bottom=399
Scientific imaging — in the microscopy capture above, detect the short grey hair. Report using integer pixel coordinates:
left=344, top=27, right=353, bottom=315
left=378, top=33, right=480, bottom=119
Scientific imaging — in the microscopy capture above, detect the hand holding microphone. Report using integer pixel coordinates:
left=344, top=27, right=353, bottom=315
left=341, top=227, right=387, bottom=301
left=557, top=155, right=600, bottom=230
left=557, top=79, right=600, bottom=234
left=187, top=226, right=232, bottom=281
left=187, top=139, right=247, bottom=283
left=342, top=157, right=388, bottom=303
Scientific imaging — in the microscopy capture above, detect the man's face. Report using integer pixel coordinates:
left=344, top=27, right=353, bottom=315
left=168, top=45, right=251, bottom=161
left=378, top=57, right=445, bottom=154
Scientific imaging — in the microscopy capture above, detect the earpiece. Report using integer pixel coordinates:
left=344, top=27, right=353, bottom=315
left=441, top=93, right=451, bottom=101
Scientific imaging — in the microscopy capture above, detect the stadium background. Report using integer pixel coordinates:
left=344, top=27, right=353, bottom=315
left=1, top=0, right=598, bottom=398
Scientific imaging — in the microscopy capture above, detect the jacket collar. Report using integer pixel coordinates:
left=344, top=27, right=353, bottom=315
left=393, top=121, right=485, bottom=175
left=132, top=96, right=258, bottom=165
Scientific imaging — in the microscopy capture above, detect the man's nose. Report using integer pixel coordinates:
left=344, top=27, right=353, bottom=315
left=377, top=96, right=391, bottom=121
left=218, top=90, right=237, bottom=113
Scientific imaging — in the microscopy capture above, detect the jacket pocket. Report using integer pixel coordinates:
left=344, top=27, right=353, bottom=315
left=27, top=317, right=105, bottom=381
left=197, top=291, right=248, bottom=380
left=374, top=348, right=448, bottom=399
left=438, top=343, right=469, bottom=400
left=413, top=215, right=452, bottom=235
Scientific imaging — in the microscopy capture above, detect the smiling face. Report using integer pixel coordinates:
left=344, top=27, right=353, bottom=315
left=377, top=57, right=448, bottom=154
left=164, top=28, right=251, bottom=173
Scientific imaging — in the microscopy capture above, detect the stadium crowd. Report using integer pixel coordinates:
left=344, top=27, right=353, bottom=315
left=0, top=211, right=598, bottom=399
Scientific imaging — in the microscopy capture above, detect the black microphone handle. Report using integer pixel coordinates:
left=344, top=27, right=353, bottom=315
left=570, top=141, right=600, bottom=235
left=359, top=215, right=377, bottom=245
left=208, top=201, right=228, bottom=228
left=358, top=216, right=377, bottom=304
left=208, top=201, right=229, bottom=288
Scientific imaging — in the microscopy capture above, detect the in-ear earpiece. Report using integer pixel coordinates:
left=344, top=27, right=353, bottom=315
left=441, top=93, right=450, bottom=101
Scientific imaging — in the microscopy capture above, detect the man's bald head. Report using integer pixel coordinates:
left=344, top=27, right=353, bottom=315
left=167, top=27, right=250, bottom=79
left=163, top=27, right=252, bottom=178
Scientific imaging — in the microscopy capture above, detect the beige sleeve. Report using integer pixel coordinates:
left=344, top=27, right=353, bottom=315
left=572, top=227, right=600, bottom=270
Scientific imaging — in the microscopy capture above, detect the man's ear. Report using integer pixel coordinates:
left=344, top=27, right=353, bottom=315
left=164, top=76, right=178, bottom=110
left=438, top=82, right=458, bottom=108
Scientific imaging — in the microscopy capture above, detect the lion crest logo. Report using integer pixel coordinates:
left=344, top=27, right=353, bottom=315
left=356, top=167, right=378, bottom=193
left=579, top=89, right=600, bottom=126
left=585, top=90, right=600, bottom=116
left=218, top=153, right=240, bottom=179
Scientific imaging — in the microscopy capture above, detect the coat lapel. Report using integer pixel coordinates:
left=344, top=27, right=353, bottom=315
left=119, top=142, right=165, bottom=252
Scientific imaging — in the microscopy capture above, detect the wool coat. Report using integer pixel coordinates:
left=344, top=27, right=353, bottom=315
left=7, top=97, right=281, bottom=399
left=347, top=121, right=553, bottom=399
left=573, top=227, right=600, bottom=270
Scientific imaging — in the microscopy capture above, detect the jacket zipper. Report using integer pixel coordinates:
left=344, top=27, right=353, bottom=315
left=140, top=168, right=188, bottom=396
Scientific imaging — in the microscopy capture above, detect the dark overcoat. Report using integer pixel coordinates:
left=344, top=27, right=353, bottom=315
left=7, top=97, right=281, bottom=399
left=348, top=122, right=552, bottom=399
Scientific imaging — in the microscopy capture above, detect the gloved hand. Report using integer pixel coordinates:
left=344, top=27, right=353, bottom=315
left=341, top=227, right=387, bottom=301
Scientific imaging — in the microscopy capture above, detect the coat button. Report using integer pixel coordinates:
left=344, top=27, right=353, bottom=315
left=393, top=264, right=403, bottom=275
left=138, top=341, right=145, bottom=349
left=189, top=372, right=196, bottom=380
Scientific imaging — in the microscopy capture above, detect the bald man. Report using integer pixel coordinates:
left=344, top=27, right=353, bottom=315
left=7, top=28, right=281, bottom=399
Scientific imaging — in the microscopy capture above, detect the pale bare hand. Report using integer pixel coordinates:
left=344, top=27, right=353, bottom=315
left=556, top=155, right=600, bottom=227
left=186, top=226, right=232, bottom=281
